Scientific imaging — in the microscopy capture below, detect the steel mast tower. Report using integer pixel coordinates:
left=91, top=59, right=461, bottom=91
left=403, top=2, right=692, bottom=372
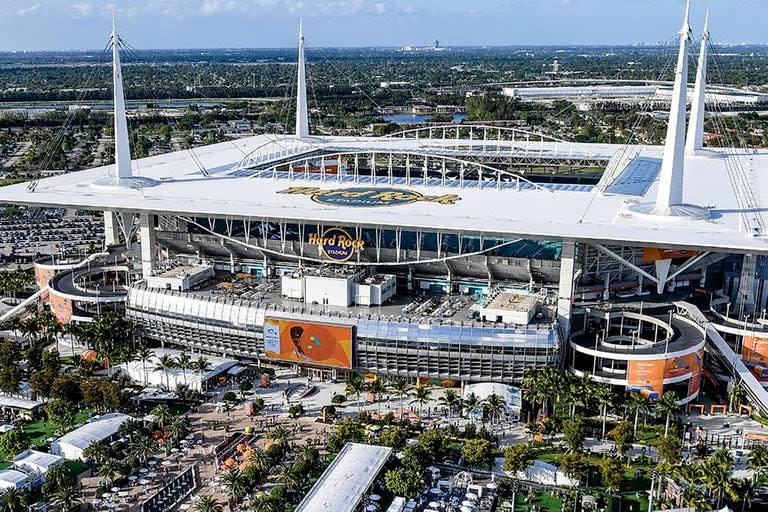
left=686, top=12, right=710, bottom=155
left=295, top=19, right=309, bottom=139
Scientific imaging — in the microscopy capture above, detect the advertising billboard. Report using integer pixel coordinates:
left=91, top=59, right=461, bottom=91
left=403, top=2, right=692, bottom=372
left=627, top=360, right=665, bottom=400
left=743, top=336, right=768, bottom=365
left=664, top=352, right=701, bottom=379
left=263, top=318, right=352, bottom=368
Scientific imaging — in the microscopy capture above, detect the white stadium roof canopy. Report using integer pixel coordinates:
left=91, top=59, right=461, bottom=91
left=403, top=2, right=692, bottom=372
left=1, top=133, right=768, bottom=254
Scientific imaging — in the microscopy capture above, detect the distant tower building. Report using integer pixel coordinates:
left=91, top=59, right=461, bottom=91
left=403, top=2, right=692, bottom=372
left=552, top=59, right=560, bottom=74
left=434, top=39, right=440, bottom=50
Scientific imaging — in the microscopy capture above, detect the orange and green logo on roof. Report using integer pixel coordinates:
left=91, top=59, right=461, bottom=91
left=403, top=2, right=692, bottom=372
left=277, top=186, right=461, bottom=207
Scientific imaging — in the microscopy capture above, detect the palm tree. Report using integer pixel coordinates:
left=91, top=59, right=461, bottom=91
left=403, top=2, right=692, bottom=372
left=82, top=443, right=110, bottom=466
left=164, top=416, right=190, bottom=450
left=345, top=373, right=365, bottom=412
left=97, top=458, right=121, bottom=488
left=221, top=468, right=249, bottom=501
left=129, top=435, right=158, bottom=465
left=390, top=377, right=411, bottom=417
left=295, top=441, right=319, bottom=466
left=50, top=483, right=81, bottom=512
left=484, top=393, right=506, bottom=428
left=267, top=425, right=291, bottom=445
left=463, top=391, right=481, bottom=423
left=0, top=487, right=27, bottom=512
left=657, top=391, right=680, bottom=436
left=728, top=477, right=756, bottom=511
left=153, top=354, right=177, bottom=390
left=627, top=393, right=651, bottom=437
left=150, top=404, right=173, bottom=427
left=194, top=357, right=212, bottom=392
left=593, top=384, right=613, bottom=438
left=249, top=494, right=277, bottom=512
left=748, top=444, right=768, bottom=481
left=176, top=352, right=192, bottom=386
left=729, top=384, right=748, bottom=412
left=410, top=385, right=431, bottom=417
left=194, top=495, right=224, bottom=512
left=117, top=418, right=144, bottom=443
left=703, top=452, right=733, bottom=508
left=366, top=378, right=387, bottom=415
left=438, top=389, right=461, bottom=418
left=135, top=345, right=155, bottom=386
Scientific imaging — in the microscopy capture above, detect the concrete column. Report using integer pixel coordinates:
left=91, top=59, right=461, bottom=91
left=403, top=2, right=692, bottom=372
left=557, top=241, right=577, bottom=340
left=104, top=211, right=121, bottom=247
left=139, top=213, right=156, bottom=279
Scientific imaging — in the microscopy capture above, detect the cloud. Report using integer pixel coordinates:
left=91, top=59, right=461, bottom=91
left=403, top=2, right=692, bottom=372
left=72, top=2, right=93, bottom=17
left=16, top=3, right=40, bottom=16
left=374, top=2, right=385, bottom=14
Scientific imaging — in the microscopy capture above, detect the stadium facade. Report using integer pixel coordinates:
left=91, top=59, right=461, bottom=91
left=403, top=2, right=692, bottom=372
left=7, top=4, right=768, bottom=411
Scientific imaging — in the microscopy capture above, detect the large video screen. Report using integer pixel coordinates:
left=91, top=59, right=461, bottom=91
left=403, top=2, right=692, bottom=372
left=263, top=318, right=353, bottom=368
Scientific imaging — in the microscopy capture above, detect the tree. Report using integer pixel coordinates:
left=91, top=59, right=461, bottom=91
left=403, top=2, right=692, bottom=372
left=0, top=429, right=29, bottom=458
left=345, top=373, right=365, bottom=412
left=657, top=391, right=680, bottom=436
left=657, top=435, right=682, bottom=463
left=410, top=386, right=431, bottom=417
left=627, top=393, right=651, bottom=437
left=49, top=374, right=82, bottom=405
left=45, top=399, right=76, bottom=433
left=462, top=438, right=494, bottom=469
left=249, top=493, right=278, bottom=512
left=503, top=444, right=534, bottom=474
left=729, top=385, right=748, bottom=412
left=82, top=443, right=109, bottom=466
left=288, top=403, right=305, bottom=419
left=390, top=377, right=412, bottom=416
left=484, top=393, right=506, bottom=427
left=194, top=495, right=224, bottom=512
left=747, top=444, right=768, bottom=480
left=49, top=482, right=81, bottom=511
left=153, top=354, right=177, bottom=390
left=609, top=421, right=634, bottom=458
left=97, top=458, right=121, bottom=487
left=135, top=345, right=155, bottom=386
left=367, top=378, right=387, bottom=415
left=559, top=452, right=592, bottom=483
left=194, top=357, right=212, bottom=392
left=221, top=468, right=249, bottom=501
left=728, top=477, right=756, bottom=512
left=462, top=391, right=481, bottom=422
left=438, top=389, right=461, bottom=418
left=176, top=352, right=192, bottom=386
left=379, top=426, right=408, bottom=450
left=593, top=384, right=614, bottom=438
left=599, top=457, right=624, bottom=493
left=384, top=469, right=422, bottom=498
left=562, top=417, right=586, bottom=453
left=0, top=487, right=27, bottom=512
left=418, top=429, right=446, bottom=460
left=0, top=340, right=21, bottom=394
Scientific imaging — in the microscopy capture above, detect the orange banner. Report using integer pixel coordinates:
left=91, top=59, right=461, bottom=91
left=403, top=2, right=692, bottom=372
left=664, top=352, right=700, bottom=379
left=642, top=248, right=699, bottom=263
left=743, top=336, right=768, bottom=365
left=263, top=318, right=352, bottom=368
left=627, top=360, right=665, bottom=399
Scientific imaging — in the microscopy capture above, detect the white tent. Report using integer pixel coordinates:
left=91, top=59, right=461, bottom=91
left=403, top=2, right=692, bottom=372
left=12, top=449, right=64, bottom=484
left=51, top=413, right=131, bottom=461
left=0, top=469, right=31, bottom=490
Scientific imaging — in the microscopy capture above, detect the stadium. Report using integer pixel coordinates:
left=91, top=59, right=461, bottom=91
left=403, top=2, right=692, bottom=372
left=6, top=6, right=768, bottom=412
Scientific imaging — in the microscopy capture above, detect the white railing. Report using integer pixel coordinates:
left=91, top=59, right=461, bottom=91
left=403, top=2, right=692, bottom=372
left=381, top=124, right=600, bottom=159
left=675, top=301, right=768, bottom=414
left=232, top=137, right=320, bottom=172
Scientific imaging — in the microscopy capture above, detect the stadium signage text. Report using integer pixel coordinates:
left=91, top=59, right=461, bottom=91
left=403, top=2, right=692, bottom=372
left=308, top=227, right=365, bottom=262
left=277, top=186, right=461, bottom=207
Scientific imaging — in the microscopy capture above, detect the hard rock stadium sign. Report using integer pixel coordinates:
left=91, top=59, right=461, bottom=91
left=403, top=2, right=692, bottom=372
left=277, top=186, right=461, bottom=207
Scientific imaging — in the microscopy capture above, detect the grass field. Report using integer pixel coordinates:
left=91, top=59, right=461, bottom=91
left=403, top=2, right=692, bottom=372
left=24, top=409, right=93, bottom=447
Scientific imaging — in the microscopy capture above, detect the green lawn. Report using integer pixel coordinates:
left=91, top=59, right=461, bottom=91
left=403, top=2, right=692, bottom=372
left=24, top=409, right=93, bottom=447
left=63, top=459, right=89, bottom=477
left=514, top=491, right=564, bottom=512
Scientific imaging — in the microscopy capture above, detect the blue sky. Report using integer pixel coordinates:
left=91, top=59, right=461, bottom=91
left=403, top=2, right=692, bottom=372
left=0, top=0, right=765, bottom=51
